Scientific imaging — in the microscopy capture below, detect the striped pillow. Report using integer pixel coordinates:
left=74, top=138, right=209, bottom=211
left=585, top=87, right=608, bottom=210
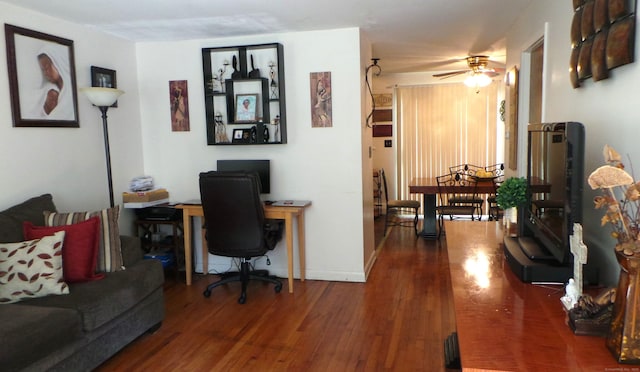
left=44, top=206, right=123, bottom=272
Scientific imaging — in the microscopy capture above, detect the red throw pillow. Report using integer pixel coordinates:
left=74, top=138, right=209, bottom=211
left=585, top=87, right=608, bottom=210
left=23, top=217, right=104, bottom=283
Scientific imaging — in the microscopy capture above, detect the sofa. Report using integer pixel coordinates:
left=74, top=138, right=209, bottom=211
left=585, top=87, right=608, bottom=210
left=0, top=194, right=165, bottom=372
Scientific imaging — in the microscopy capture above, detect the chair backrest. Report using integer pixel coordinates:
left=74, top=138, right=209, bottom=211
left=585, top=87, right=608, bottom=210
left=380, top=168, right=389, bottom=204
left=436, top=173, right=478, bottom=206
left=199, top=171, right=268, bottom=258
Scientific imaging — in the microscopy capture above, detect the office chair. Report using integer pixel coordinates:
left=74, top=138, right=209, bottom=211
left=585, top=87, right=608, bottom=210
left=436, top=173, right=478, bottom=239
left=199, top=171, right=283, bottom=304
left=380, top=168, right=420, bottom=236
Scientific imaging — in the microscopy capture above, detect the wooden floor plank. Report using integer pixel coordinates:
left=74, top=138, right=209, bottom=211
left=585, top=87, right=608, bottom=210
left=96, top=219, right=458, bottom=371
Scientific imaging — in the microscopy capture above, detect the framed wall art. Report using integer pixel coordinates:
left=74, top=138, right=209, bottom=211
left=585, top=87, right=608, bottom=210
left=234, top=94, right=258, bottom=123
left=4, top=24, right=79, bottom=127
left=169, top=80, right=190, bottom=132
left=91, top=66, right=118, bottom=107
left=310, top=71, right=332, bottom=127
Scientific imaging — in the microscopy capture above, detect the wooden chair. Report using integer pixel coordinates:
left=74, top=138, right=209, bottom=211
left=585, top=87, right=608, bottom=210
left=436, top=173, right=478, bottom=238
left=380, top=168, right=420, bottom=236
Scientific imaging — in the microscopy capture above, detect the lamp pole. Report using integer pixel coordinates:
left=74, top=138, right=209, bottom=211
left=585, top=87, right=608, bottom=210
left=98, top=105, right=115, bottom=208
left=80, top=87, right=124, bottom=209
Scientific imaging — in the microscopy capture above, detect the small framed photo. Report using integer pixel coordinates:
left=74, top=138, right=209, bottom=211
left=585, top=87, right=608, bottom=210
left=234, top=94, right=258, bottom=123
left=4, top=24, right=79, bottom=127
left=232, top=128, right=252, bottom=144
left=90, top=66, right=118, bottom=107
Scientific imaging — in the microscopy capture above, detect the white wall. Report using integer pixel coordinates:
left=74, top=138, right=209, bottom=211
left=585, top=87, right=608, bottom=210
left=135, top=28, right=371, bottom=281
left=506, top=1, right=640, bottom=285
left=0, top=2, right=144, bottom=234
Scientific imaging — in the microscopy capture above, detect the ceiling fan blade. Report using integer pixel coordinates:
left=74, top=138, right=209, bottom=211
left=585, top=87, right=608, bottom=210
left=433, top=70, right=468, bottom=78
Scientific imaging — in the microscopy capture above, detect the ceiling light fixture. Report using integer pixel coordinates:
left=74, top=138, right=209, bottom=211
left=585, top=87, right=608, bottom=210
left=464, top=72, right=492, bottom=93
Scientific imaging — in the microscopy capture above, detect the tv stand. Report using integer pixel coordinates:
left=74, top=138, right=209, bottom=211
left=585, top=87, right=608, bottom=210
left=503, top=235, right=572, bottom=283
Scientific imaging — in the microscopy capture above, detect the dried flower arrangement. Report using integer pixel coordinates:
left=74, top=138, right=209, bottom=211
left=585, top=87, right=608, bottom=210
left=588, top=145, right=640, bottom=256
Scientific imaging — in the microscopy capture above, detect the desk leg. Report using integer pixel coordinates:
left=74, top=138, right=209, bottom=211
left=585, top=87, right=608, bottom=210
left=421, top=193, right=438, bottom=240
left=183, top=212, right=193, bottom=285
left=285, top=214, right=295, bottom=293
left=201, top=226, right=208, bottom=275
left=296, top=211, right=305, bottom=282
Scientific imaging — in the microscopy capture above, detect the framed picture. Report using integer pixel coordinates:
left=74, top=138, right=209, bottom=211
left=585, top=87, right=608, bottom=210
left=234, top=94, right=258, bottom=123
left=4, top=24, right=79, bottom=127
left=169, top=80, right=190, bottom=132
left=310, top=71, right=332, bottom=127
left=90, top=66, right=118, bottom=107
left=232, top=128, right=252, bottom=143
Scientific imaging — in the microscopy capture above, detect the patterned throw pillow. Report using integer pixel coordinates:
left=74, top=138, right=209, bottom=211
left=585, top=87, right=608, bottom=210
left=24, top=217, right=104, bottom=283
left=44, top=206, right=123, bottom=272
left=0, top=231, right=69, bottom=304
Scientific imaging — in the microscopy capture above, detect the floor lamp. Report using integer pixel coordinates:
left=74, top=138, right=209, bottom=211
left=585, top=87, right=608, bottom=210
left=80, top=87, right=125, bottom=208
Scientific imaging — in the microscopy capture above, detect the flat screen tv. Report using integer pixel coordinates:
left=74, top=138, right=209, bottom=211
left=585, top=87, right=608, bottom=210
left=503, top=122, right=585, bottom=283
left=216, top=159, right=270, bottom=194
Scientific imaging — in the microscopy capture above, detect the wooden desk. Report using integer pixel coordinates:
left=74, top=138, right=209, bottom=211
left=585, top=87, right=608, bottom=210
left=409, top=177, right=496, bottom=239
left=175, top=203, right=309, bottom=293
left=445, top=221, right=619, bottom=370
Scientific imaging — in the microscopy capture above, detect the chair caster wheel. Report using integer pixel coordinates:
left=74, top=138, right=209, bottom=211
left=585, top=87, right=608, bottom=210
left=275, top=284, right=282, bottom=293
left=203, top=289, right=211, bottom=298
left=238, top=294, right=246, bottom=304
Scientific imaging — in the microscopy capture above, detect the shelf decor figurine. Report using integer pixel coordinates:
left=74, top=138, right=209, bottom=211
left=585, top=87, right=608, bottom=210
left=218, top=60, right=229, bottom=92
left=589, top=144, right=640, bottom=363
left=269, top=61, right=278, bottom=99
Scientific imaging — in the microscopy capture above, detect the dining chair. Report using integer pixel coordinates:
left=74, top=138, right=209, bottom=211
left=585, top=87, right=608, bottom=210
left=436, top=173, right=478, bottom=239
left=380, top=168, right=420, bottom=236
left=484, top=163, right=505, bottom=220
left=448, top=164, right=484, bottom=220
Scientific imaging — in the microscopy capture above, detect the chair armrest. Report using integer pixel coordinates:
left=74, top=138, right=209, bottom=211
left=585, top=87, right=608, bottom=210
left=120, top=235, right=143, bottom=267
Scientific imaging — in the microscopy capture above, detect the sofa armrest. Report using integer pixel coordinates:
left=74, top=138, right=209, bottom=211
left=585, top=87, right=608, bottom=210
left=120, top=235, right=143, bottom=267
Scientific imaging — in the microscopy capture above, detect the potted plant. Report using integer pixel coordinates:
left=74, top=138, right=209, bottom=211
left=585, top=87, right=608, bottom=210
left=496, top=176, right=527, bottom=236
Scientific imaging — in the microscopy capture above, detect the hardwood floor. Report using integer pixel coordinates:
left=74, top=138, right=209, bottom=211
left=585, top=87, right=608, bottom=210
left=96, top=218, right=457, bottom=371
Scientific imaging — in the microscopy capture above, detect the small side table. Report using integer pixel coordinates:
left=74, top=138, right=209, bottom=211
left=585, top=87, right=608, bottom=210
left=134, top=217, right=184, bottom=278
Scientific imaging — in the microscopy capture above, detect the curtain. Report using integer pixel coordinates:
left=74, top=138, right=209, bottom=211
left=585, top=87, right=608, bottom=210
left=396, top=83, right=500, bottom=200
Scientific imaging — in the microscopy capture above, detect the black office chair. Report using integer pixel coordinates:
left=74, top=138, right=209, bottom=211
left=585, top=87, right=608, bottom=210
left=380, top=168, right=420, bottom=236
left=199, top=171, right=283, bottom=304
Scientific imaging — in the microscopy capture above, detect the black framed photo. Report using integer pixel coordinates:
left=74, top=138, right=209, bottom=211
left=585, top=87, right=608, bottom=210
left=232, top=128, right=252, bottom=143
left=4, top=24, right=79, bottom=127
left=234, top=94, right=258, bottom=123
left=91, top=66, right=118, bottom=107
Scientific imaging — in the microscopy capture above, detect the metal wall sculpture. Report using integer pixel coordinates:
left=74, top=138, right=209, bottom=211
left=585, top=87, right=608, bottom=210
left=570, top=0, right=636, bottom=88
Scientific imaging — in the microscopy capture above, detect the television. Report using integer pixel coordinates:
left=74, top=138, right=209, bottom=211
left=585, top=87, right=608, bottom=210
left=216, top=159, right=271, bottom=194
left=503, top=122, right=586, bottom=283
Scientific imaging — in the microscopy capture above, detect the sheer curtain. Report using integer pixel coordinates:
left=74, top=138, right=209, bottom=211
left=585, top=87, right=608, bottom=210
left=396, top=83, right=499, bottom=200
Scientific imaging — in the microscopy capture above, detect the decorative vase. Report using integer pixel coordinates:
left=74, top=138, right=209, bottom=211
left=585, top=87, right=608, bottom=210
left=503, top=206, right=518, bottom=237
left=606, top=250, right=640, bottom=363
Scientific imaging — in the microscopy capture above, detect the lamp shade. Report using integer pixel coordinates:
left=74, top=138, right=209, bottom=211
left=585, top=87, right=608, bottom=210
left=80, top=87, right=124, bottom=107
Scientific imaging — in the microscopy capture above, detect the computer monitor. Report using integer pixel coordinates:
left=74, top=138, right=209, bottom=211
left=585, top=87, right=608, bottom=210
left=216, top=159, right=271, bottom=194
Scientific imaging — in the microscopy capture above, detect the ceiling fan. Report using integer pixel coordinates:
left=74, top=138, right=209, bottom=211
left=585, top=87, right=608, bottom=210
left=432, top=56, right=501, bottom=79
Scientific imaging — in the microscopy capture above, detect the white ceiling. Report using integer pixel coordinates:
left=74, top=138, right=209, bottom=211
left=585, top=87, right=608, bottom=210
left=3, top=0, right=532, bottom=74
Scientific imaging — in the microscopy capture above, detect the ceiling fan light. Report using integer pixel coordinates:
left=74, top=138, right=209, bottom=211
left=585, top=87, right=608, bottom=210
left=464, top=73, right=492, bottom=88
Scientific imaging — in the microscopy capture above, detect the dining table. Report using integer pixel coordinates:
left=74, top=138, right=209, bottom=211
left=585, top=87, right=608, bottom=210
left=409, top=177, right=497, bottom=239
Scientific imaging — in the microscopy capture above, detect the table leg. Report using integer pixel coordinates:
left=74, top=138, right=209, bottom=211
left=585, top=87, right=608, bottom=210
left=296, top=211, right=305, bottom=282
left=183, top=212, right=193, bottom=285
left=285, top=213, right=295, bottom=293
left=421, top=193, right=438, bottom=239
left=201, top=226, right=208, bottom=275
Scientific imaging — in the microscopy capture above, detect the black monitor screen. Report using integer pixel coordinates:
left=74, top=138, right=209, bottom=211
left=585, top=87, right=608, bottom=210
left=216, top=159, right=270, bottom=194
